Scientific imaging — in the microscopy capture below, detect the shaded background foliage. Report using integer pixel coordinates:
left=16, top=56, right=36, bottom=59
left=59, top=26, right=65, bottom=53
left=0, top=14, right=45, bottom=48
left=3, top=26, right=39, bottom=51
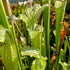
left=9, top=0, right=28, bottom=4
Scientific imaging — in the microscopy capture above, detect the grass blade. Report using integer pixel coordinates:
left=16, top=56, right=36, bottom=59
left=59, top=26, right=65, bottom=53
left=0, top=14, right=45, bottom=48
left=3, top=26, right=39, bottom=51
left=41, top=0, right=51, bottom=70
left=0, top=0, right=9, bottom=29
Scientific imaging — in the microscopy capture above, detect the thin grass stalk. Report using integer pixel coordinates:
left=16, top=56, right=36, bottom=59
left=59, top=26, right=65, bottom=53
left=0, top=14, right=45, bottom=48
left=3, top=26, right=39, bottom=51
left=41, top=0, right=51, bottom=70
left=41, top=18, right=43, bottom=56
left=64, top=36, right=68, bottom=62
left=64, top=36, right=70, bottom=63
left=69, top=37, right=70, bottom=63
left=23, top=22, right=31, bottom=46
left=67, top=36, right=70, bottom=63
left=41, top=18, right=46, bottom=56
left=14, top=22, right=23, bottom=36
left=11, top=21, right=22, bottom=70
left=64, top=37, right=68, bottom=53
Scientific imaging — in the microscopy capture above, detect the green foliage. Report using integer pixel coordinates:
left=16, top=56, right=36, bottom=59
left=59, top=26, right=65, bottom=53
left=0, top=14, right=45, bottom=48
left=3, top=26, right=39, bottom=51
left=54, top=0, right=67, bottom=70
left=0, top=0, right=69, bottom=70
left=19, top=4, right=48, bottom=30
left=55, top=0, right=67, bottom=54
left=0, top=26, right=6, bottom=43
left=29, top=31, right=41, bottom=50
left=42, top=0, right=51, bottom=70
left=59, top=61, right=70, bottom=70
left=0, top=0, right=9, bottom=29
left=0, top=27, right=20, bottom=70
left=67, top=0, right=70, bottom=3
left=29, top=24, right=43, bottom=50
left=59, top=49, right=66, bottom=62
left=31, top=58, right=46, bottom=70
left=21, top=47, right=40, bottom=58
left=19, top=4, right=48, bottom=54
left=0, top=1, right=22, bottom=70
left=21, top=47, right=47, bottom=70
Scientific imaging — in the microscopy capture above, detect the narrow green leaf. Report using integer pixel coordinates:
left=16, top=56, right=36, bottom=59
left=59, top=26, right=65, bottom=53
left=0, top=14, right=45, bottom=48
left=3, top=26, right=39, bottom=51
left=55, top=0, right=67, bottom=54
left=41, top=0, right=51, bottom=70
left=54, top=0, right=67, bottom=70
left=0, top=0, right=9, bottom=29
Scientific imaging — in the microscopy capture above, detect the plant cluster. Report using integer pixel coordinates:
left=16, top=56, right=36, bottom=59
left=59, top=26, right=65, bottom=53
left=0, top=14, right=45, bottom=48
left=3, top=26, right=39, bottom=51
left=0, top=0, right=70, bottom=70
